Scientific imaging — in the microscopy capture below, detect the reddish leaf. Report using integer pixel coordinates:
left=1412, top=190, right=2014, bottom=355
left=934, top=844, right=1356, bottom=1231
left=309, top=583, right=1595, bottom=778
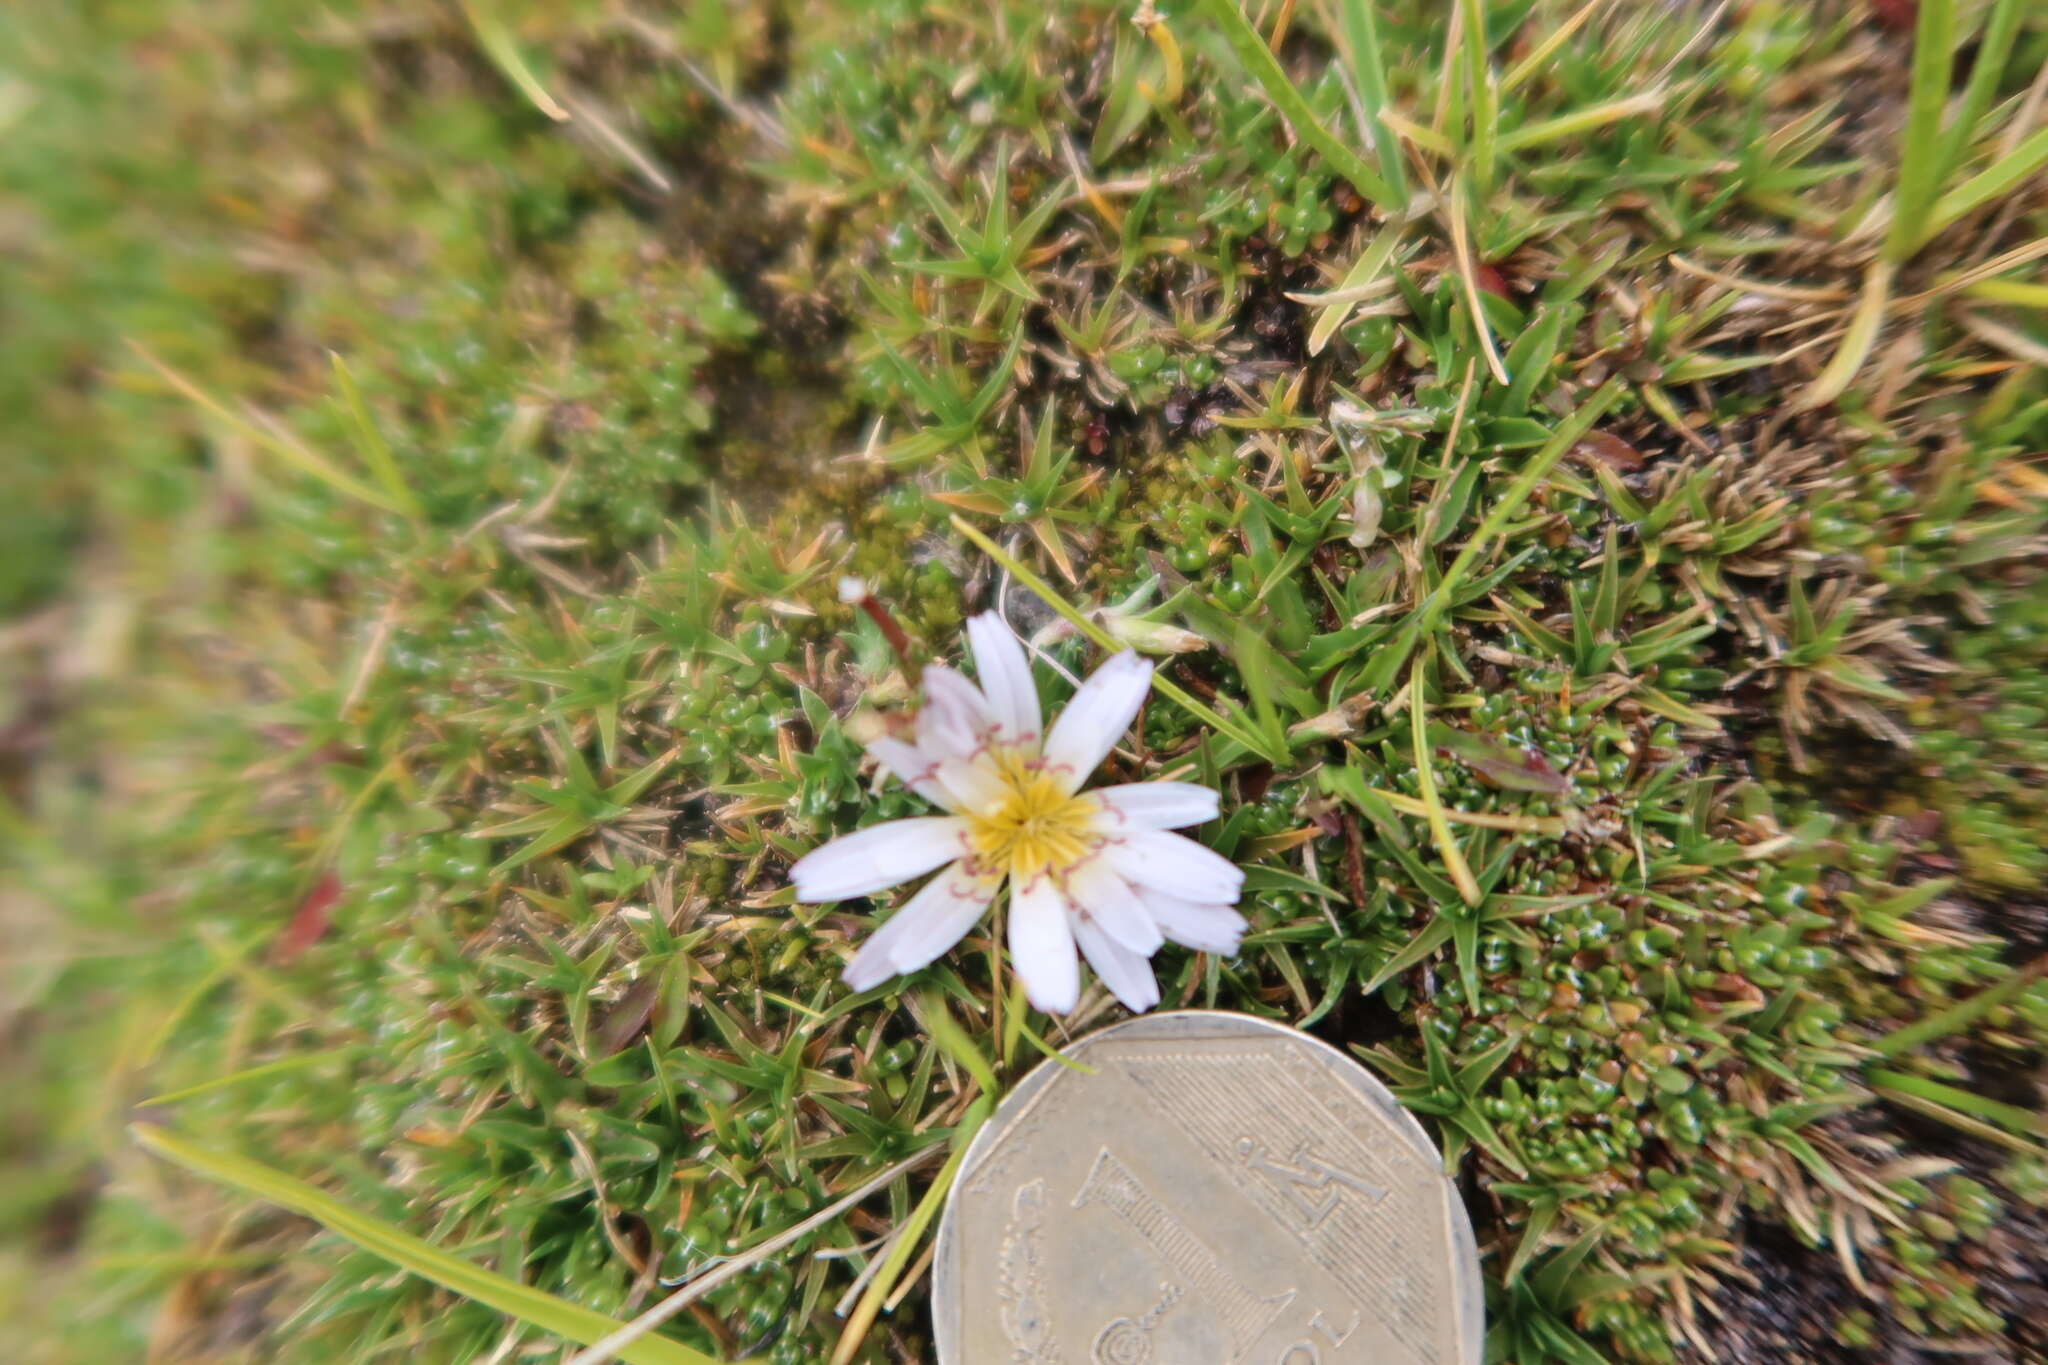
left=1570, top=430, right=1647, bottom=471
left=595, top=974, right=664, bottom=1057
left=272, top=871, right=340, bottom=963
left=1869, top=0, right=1916, bottom=33
left=1432, top=725, right=1571, bottom=796
left=1475, top=263, right=1512, bottom=299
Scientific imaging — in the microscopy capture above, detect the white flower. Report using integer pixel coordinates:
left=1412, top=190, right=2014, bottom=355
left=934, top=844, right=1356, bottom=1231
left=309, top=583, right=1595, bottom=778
left=791, top=612, right=1247, bottom=1013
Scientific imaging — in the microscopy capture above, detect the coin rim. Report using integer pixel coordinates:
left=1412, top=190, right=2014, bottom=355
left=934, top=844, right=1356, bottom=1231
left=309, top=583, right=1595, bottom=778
left=931, top=1008, right=1484, bottom=1364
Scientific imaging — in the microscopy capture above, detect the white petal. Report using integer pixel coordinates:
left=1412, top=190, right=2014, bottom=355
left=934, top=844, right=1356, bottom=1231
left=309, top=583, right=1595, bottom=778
left=842, top=862, right=1000, bottom=991
left=1091, top=781, right=1220, bottom=830
left=1064, top=856, right=1164, bottom=955
left=918, top=665, right=996, bottom=757
left=1104, top=829, right=1245, bottom=904
left=864, top=736, right=960, bottom=812
left=1072, top=916, right=1161, bottom=1013
left=1141, top=891, right=1249, bottom=955
left=1009, top=875, right=1080, bottom=1013
left=790, top=817, right=968, bottom=902
left=1041, top=650, right=1152, bottom=793
left=967, top=612, right=1043, bottom=748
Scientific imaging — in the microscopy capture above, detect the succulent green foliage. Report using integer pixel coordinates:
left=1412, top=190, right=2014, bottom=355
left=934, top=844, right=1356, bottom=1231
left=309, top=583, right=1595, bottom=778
left=7, top=1, right=2048, bottom=1364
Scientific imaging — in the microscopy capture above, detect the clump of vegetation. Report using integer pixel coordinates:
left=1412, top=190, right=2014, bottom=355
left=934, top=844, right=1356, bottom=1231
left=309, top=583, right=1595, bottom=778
left=5, top=1, right=2047, bottom=1363
left=1920, top=572, right=2048, bottom=890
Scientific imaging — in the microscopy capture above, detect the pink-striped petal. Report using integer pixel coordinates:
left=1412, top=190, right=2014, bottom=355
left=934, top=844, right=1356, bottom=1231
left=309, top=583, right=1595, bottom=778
left=1090, top=781, right=1220, bottom=830
left=1072, top=915, right=1161, bottom=1013
left=1141, top=891, right=1249, bottom=955
left=1010, top=875, right=1080, bottom=1013
left=966, top=611, right=1042, bottom=749
left=1103, top=829, right=1245, bottom=905
left=863, top=735, right=960, bottom=812
left=842, top=862, right=1001, bottom=991
left=1041, top=650, right=1152, bottom=793
left=1064, top=856, right=1164, bottom=955
left=918, top=665, right=996, bottom=758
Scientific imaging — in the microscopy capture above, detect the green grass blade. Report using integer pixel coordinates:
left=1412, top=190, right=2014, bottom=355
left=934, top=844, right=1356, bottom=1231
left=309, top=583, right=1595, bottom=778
left=1447, top=178, right=1509, bottom=383
left=1458, top=0, right=1496, bottom=197
left=1504, top=1197, right=1564, bottom=1285
left=491, top=812, right=596, bottom=875
left=1495, top=91, right=1666, bottom=155
left=134, top=1126, right=744, bottom=1365
left=1916, top=126, right=2048, bottom=251
left=1501, top=0, right=1610, bottom=94
left=1303, top=224, right=1405, bottom=355
left=1793, top=258, right=1895, bottom=411
left=1935, top=0, right=2023, bottom=187
left=1497, top=304, right=1569, bottom=412
left=1409, top=655, right=1482, bottom=907
left=1233, top=621, right=1292, bottom=755
left=1194, top=0, right=1394, bottom=206
left=137, top=1047, right=362, bottom=1107
left=1867, top=1069, right=2048, bottom=1141
left=461, top=0, right=569, bottom=121
left=130, top=341, right=407, bottom=516
left=1960, top=277, right=2048, bottom=309
left=604, top=748, right=680, bottom=804
left=1334, top=0, right=1410, bottom=210
left=1361, top=914, right=1456, bottom=994
left=1882, top=0, right=1956, bottom=262
left=917, top=989, right=999, bottom=1098
left=330, top=352, right=424, bottom=521
left=1422, top=379, right=1624, bottom=628
left=1869, top=1083, right=2048, bottom=1158
left=1869, top=959, right=2046, bottom=1059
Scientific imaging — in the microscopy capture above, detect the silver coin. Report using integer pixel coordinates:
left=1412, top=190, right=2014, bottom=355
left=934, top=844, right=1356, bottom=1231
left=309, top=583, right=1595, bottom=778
left=933, top=1010, right=1482, bottom=1365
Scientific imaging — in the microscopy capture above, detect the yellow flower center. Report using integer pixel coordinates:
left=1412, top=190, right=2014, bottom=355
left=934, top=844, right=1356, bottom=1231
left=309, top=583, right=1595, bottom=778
left=965, top=760, right=1101, bottom=881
